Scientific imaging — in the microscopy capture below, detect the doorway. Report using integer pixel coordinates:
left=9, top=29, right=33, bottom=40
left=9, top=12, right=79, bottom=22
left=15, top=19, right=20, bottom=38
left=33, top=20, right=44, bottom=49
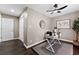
left=0, top=16, right=14, bottom=42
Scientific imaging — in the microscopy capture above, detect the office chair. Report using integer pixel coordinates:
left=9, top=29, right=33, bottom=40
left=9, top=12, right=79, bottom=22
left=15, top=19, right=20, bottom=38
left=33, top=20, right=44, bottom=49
left=44, top=30, right=61, bottom=53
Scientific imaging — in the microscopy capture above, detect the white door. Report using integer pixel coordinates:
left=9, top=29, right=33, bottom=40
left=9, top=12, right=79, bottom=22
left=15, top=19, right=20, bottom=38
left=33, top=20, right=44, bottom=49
left=2, top=18, right=14, bottom=41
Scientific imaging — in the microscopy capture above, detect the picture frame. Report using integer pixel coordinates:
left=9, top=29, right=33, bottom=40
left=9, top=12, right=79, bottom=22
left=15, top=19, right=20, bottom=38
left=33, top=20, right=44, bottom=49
left=56, top=19, right=70, bottom=28
left=39, top=20, right=45, bottom=29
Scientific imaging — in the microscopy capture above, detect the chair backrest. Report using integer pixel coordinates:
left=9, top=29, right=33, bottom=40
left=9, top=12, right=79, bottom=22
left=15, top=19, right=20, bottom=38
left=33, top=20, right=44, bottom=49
left=44, top=31, right=52, bottom=39
left=45, top=31, right=52, bottom=36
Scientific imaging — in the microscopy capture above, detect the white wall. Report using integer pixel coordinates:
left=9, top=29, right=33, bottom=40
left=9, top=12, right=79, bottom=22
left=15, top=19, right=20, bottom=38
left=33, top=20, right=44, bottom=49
left=0, top=13, right=1, bottom=42
left=51, top=11, right=79, bottom=41
left=26, top=8, right=51, bottom=46
left=20, top=7, right=79, bottom=47
left=19, top=10, right=28, bottom=43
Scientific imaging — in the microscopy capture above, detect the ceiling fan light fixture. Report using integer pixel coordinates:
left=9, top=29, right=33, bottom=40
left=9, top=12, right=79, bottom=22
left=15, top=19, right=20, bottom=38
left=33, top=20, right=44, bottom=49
left=10, top=9, right=15, bottom=12
left=57, top=11, right=61, bottom=13
left=54, top=4, right=58, bottom=8
left=46, top=4, right=68, bottom=14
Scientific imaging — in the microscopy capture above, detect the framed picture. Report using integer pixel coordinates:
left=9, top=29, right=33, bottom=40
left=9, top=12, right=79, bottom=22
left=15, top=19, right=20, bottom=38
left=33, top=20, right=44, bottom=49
left=39, top=20, right=46, bottom=29
left=57, top=20, right=70, bottom=28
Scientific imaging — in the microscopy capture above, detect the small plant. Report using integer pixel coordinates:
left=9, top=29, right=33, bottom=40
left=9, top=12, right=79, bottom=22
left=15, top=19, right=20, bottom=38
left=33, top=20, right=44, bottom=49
left=72, top=18, right=79, bottom=41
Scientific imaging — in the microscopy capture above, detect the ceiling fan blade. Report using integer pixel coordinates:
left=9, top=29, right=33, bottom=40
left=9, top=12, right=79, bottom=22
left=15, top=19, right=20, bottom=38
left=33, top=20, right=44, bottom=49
left=46, top=10, right=53, bottom=12
left=57, top=5, right=68, bottom=10
left=50, top=12, right=54, bottom=14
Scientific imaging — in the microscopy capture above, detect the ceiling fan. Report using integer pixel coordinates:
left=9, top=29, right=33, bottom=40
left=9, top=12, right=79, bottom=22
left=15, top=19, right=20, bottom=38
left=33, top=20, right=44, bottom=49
left=46, top=4, right=68, bottom=14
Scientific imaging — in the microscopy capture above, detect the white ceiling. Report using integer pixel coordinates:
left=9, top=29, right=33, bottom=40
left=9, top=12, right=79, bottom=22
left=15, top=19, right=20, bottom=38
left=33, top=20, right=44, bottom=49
left=0, top=4, right=26, bottom=17
left=0, top=4, right=79, bottom=18
left=26, top=4, right=79, bottom=18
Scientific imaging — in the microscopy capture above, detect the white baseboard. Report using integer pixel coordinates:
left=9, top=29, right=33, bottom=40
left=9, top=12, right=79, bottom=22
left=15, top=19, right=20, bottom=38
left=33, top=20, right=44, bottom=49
left=11, top=37, right=19, bottom=39
left=0, top=37, right=19, bottom=42
left=59, top=39, right=73, bottom=43
left=23, top=39, right=73, bottom=49
left=24, top=43, right=27, bottom=48
left=25, top=40, right=45, bottom=48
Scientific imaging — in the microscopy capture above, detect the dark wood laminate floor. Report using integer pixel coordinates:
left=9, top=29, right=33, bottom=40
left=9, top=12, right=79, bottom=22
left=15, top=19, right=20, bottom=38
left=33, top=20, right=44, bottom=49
left=0, top=39, right=38, bottom=55
left=1, top=39, right=79, bottom=55
left=73, top=45, right=79, bottom=55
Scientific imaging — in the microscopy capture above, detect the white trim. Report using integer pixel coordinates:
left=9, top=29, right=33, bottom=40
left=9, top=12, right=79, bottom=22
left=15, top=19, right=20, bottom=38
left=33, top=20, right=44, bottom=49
left=9, top=37, right=19, bottom=40
left=23, top=39, right=73, bottom=49
left=0, top=37, right=19, bottom=42
left=25, top=40, right=45, bottom=48
left=24, top=43, right=27, bottom=48
left=19, top=38, right=24, bottom=43
left=59, top=39, right=73, bottom=43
